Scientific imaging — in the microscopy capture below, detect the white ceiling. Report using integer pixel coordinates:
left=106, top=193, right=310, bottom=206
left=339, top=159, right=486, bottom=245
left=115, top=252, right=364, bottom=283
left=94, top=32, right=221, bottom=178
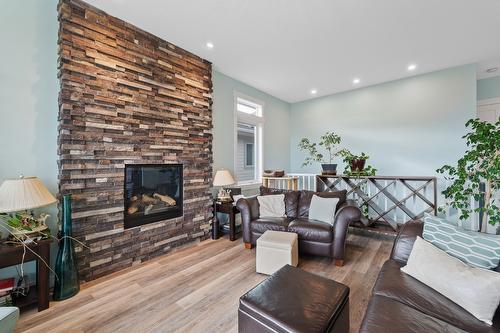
left=86, top=0, right=500, bottom=103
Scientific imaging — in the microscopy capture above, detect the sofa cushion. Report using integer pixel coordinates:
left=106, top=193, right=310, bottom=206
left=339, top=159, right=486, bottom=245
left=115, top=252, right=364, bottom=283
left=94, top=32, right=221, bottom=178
left=250, top=217, right=292, bottom=234
left=257, top=194, right=286, bottom=218
left=309, top=195, right=339, bottom=225
left=423, top=213, right=500, bottom=269
left=359, top=295, right=468, bottom=333
left=260, top=186, right=300, bottom=218
left=373, top=260, right=500, bottom=333
left=298, top=190, right=347, bottom=218
left=401, top=236, right=500, bottom=325
left=288, top=218, right=333, bottom=243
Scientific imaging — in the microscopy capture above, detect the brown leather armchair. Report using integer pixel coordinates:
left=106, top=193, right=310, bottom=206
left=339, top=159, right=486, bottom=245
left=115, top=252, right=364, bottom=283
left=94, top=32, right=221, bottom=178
left=236, top=187, right=362, bottom=266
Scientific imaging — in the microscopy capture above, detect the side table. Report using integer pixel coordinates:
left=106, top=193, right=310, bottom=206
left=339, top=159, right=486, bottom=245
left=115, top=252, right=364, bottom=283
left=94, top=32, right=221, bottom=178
left=213, top=201, right=240, bottom=241
left=0, top=239, right=52, bottom=311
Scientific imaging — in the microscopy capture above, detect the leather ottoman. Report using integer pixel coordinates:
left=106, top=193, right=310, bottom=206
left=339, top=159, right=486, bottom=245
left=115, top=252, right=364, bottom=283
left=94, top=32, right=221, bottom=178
left=256, top=230, right=298, bottom=275
left=238, top=265, right=349, bottom=333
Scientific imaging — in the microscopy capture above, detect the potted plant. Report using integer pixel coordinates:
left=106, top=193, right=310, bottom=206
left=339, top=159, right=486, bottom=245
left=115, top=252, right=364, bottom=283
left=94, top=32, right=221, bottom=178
left=437, top=118, right=499, bottom=233
left=1, top=212, right=51, bottom=242
left=339, top=150, right=377, bottom=176
left=299, top=131, right=342, bottom=173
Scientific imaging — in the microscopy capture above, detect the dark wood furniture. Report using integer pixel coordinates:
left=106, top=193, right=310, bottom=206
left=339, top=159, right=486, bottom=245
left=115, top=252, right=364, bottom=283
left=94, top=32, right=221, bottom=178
left=213, top=201, right=240, bottom=241
left=0, top=239, right=51, bottom=311
left=317, top=175, right=437, bottom=230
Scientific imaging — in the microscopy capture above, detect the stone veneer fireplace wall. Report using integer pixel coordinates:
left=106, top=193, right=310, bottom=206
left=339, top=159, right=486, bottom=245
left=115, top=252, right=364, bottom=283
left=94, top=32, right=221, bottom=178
left=58, top=0, right=213, bottom=281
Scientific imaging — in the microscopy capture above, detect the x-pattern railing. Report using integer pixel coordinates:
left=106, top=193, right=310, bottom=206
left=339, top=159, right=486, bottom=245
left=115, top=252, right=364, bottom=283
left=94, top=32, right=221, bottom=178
left=317, top=175, right=437, bottom=230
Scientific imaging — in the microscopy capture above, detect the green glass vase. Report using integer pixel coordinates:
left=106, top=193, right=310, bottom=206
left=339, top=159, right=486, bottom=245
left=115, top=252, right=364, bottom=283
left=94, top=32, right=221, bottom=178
left=53, top=194, right=80, bottom=300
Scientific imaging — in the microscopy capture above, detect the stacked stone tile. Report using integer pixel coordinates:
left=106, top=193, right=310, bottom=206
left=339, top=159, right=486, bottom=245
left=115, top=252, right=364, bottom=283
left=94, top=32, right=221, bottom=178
left=58, top=0, right=213, bottom=281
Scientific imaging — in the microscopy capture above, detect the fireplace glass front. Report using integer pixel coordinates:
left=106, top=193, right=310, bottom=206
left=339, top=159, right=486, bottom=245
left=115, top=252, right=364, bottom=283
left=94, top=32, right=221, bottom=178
left=124, top=164, right=183, bottom=228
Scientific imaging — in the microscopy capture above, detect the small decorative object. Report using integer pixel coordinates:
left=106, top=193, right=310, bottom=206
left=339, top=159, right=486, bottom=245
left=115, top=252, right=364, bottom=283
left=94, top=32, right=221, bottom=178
left=262, top=169, right=285, bottom=177
left=0, top=176, right=57, bottom=243
left=339, top=150, right=377, bottom=176
left=5, top=213, right=51, bottom=243
left=299, top=131, right=342, bottom=173
left=213, top=169, right=236, bottom=202
left=53, top=194, right=80, bottom=300
left=437, top=118, right=499, bottom=232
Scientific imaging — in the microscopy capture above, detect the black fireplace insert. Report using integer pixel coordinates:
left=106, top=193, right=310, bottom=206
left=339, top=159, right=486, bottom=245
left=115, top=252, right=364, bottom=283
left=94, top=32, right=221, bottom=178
left=124, top=164, right=183, bottom=229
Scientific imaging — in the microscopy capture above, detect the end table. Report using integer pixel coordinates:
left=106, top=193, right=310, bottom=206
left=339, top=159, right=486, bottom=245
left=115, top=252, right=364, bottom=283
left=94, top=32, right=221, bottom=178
left=213, top=201, right=240, bottom=241
left=0, top=239, right=51, bottom=311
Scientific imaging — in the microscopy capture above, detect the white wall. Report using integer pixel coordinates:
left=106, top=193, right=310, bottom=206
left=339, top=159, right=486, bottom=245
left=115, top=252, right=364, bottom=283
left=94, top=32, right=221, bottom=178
left=290, top=65, right=476, bottom=178
left=0, top=0, right=59, bottom=279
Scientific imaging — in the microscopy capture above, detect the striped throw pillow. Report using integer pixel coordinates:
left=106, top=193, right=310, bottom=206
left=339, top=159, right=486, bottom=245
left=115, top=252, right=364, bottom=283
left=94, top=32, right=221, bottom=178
left=423, top=214, right=500, bottom=270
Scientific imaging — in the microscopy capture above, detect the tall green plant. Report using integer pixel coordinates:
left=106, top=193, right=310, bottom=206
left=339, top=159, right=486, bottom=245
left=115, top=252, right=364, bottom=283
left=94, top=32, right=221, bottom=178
left=299, top=131, right=342, bottom=167
left=436, top=118, right=499, bottom=230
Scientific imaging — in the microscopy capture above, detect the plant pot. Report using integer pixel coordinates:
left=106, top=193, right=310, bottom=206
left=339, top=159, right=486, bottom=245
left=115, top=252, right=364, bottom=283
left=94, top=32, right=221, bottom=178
left=350, top=159, right=366, bottom=172
left=321, top=163, right=337, bottom=172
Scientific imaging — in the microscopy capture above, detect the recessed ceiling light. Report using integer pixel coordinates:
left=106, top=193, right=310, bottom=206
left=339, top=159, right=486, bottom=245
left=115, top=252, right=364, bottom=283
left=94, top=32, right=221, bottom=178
left=408, top=64, right=417, bottom=71
left=310, top=89, right=317, bottom=95
left=352, top=78, right=360, bottom=85
left=206, top=42, right=214, bottom=49
left=486, top=67, right=498, bottom=73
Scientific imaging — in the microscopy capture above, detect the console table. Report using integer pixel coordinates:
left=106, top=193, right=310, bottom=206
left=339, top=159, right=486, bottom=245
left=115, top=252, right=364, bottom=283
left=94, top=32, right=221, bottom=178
left=317, top=175, right=437, bottom=230
left=0, top=239, right=51, bottom=311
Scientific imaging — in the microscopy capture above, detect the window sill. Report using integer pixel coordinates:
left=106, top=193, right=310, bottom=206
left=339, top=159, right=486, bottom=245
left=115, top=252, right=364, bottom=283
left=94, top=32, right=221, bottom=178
left=236, top=181, right=261, bottom=189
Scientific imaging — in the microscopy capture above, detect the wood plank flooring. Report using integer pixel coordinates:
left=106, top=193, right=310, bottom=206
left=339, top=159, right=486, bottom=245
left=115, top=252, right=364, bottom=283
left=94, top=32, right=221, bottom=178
left=16, top=232, right=394, bottom=333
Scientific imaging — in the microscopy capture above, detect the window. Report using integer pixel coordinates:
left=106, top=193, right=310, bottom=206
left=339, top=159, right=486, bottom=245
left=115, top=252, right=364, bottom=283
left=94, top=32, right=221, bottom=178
left=237, top=99, right=262, bottom=116
left=245, top=143, right=254, bottom=167
left=234, top=94, right=264, bottom=184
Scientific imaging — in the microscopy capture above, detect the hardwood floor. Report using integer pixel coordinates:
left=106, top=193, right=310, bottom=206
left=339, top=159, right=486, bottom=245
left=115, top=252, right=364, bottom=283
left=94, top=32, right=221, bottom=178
left=17, top=232, right=394, bottom=333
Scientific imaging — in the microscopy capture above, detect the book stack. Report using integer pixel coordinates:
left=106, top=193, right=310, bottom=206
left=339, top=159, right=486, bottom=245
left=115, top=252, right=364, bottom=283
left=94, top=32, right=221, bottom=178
left=0, top=278, right=15, bottom=306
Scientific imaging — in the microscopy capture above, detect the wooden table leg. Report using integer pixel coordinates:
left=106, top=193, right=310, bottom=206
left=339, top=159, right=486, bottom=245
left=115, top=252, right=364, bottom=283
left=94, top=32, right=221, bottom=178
left=212, top=201, right=219, bottom=240
left=293, top=178, right=298, bottom=190
left=229, top=210, right=236, bottom=241
left=37, top=243, right=50, bottom=311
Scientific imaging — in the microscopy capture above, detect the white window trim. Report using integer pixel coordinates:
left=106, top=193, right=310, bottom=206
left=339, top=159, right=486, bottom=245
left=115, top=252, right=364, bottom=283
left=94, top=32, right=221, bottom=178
left=233, top=92, right=265, bottom=186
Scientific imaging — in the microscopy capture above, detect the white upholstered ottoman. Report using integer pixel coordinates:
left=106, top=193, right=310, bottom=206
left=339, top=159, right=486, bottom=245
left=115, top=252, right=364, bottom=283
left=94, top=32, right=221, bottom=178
left=256, top=230, right=298, bottom=275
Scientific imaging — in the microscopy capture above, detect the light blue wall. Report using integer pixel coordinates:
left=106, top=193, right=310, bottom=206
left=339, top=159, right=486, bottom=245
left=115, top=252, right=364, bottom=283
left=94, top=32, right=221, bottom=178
left=290, top=65, right=477, bottom=177
left=0, top=0, right=59, bottom=280
left=212, top=71, right=291, bottom=177
left=0, top=0, right=483, bottom=279
left=477, top=76, right=500, bottom=100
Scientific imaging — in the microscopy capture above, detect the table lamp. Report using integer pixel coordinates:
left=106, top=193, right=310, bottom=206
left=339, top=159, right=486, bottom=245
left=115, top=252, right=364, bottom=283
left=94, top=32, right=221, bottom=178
left=213, top=170, right=235, bottom=202
left=0, top=176, right=57, bottom=213
left=0, top=176, right=57, bottom=242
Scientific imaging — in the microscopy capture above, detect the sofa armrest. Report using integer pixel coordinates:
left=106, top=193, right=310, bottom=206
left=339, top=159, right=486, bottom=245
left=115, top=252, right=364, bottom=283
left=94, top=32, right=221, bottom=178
left=0, top=307, right=19, bottom=333
left=390, top=220, right=424, bottom=265
left=236, top=196, right=259, bottom=244
left=332, top=200, right=362, bottom=260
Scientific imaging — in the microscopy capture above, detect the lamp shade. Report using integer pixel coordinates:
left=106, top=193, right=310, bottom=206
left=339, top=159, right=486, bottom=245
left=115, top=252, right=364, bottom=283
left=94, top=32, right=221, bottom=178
left=213, top=170, right=235, bottom=187
left=0, top=176, right=57, bottom=213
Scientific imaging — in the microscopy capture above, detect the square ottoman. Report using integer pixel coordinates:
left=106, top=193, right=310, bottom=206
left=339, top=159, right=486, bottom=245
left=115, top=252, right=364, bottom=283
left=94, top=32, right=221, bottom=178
left=256, top=230, right=298, bottom=275
left=239, top=265, right=349, bottom=333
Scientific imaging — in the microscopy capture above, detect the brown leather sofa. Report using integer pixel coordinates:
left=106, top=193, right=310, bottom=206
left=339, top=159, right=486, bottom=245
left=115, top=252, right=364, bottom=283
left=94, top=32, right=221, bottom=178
left=360, top=220, right=500, bottom=333
left=236, top=186, right=361, bottom=266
